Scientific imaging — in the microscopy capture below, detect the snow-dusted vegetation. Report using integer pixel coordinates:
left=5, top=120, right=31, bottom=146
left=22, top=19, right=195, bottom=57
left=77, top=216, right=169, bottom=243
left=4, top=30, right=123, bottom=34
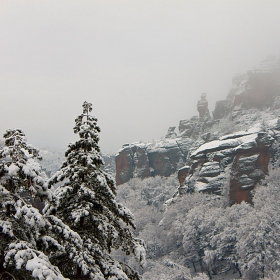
left=115, top=164, right=280, bottom=279
left=1, top=0, right=280, bottom=277
left=3, top=117, right=280, bottom=279
left=0, top=129, right=70, bottom=279
left=0, top=102, right=145, bottom=280
left=2, top=54, right=280, bottom=280
left=2, top=99, right=280, bottom=279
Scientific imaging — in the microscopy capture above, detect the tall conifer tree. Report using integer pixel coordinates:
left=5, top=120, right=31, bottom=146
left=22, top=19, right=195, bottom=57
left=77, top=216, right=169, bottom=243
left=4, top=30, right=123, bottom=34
left=0, top=129, right=71, bottom=280
left=48, top=102, right=146, bottom=279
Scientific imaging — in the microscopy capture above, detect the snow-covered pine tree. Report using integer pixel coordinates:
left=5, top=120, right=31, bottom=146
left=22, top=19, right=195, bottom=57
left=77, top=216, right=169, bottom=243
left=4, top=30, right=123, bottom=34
left=48, top=101, right=146, bottom=279
left=0, top=129, right=69, bottom=280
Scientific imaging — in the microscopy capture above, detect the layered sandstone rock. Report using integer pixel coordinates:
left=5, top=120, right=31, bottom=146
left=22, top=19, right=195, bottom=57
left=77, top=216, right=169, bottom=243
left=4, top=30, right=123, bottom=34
left=183, top=128, right=275, bottom=204
left=179, top=117, right=198, bottom=138
left=115, top=93, right=211, bottom=185
left=115, top=138, right=193, bottom=185
left=115, top=145, right=135, bottom=186
left=115, top=56, right=280, bottom=204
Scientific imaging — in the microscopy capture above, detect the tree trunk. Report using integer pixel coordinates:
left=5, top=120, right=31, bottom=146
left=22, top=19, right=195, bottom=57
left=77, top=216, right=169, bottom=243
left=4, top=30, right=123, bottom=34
left=207, top=269, right=212, bottom=280
left=9, top=179, right=12, bottom=192
left=80, top=216, right=84, bottom=228
left=77, top=266, right=82, bottom=278
left=199, top=258, right=204, bottom=272
left=235, top=263, right=242, bottom=278
left=6, top=204, right=10, bottom=216
left=192, top=261, right=197, bottom=272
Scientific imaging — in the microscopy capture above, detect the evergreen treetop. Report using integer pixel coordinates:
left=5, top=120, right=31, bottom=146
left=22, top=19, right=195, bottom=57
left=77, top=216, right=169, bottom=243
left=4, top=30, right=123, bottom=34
left=47, top=101, right=146, bottom=279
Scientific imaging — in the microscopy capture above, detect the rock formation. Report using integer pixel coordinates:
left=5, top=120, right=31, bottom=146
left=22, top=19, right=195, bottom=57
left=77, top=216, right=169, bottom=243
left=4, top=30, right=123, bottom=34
left=197, top=93, right=210, bottom=120
left=227, top=55, right=280, bottom=111
left=212, top=100, right=230, bottom=120
left=183, top=129, right=276, bottom=204
left=115, top=138, right=193, bottom=186
left=115, top=55, right=280, bottom=204
left=165, top=127, right=177, bottom=139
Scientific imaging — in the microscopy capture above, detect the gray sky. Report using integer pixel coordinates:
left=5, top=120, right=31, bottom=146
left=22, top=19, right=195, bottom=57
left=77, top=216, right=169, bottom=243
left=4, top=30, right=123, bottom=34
left=1, top=0, right=280, bottom=154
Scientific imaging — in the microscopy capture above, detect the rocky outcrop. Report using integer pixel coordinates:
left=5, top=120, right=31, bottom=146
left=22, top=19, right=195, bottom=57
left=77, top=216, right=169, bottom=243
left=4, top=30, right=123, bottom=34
left=212, top=100, right=230, bottom=120
left=228, top=55, right=280, bottom=111
left=178, top=166, right=190, bottom=186
left=182, top=129, right=275, bottom=204
left=179, top=94, right=213, bottom=140
left=115, top=145, right=139, bottom=185
left=116, top=93, right=212, bottom=185
left=179, top=117, right=198, bottom=138
left=165, top=127, right=177, bottom=139
left=197, top=93, right=210, bottom=120
left=115, top=138, right=193, bottom=185
left=115, top=55, right=280, bottom=204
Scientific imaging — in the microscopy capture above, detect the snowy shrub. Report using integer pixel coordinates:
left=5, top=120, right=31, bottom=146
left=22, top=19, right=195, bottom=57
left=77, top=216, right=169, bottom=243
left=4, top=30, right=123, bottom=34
left=142, top=260, right=192, bottom=280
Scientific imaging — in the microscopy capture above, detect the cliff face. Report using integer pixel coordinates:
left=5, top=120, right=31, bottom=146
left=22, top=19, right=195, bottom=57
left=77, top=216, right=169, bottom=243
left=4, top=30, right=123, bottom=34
left=115, top=91, right=213, bottom=186
left=183, top=129, right=276, bottom=204
left=115, top=138, right=193, bottom=185
left=115, top=56, right=280, bottom=203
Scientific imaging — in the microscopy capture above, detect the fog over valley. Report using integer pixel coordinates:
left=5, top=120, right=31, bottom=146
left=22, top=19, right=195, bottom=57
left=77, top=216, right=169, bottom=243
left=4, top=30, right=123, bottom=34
left=1, top=0, right=280, bottom=153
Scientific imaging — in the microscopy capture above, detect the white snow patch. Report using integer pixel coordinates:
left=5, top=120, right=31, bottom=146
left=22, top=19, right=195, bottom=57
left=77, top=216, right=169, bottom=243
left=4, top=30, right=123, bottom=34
left=7, top=163, right=19, bottom=176
left=194, top=181, right=208, bottom=192
left=191, top=132, right=258, bottom=157
left=0, top=220, right=14, bottom=237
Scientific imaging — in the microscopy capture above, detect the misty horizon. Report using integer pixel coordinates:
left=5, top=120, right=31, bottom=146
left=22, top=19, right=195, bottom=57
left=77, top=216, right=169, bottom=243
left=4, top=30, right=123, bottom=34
left=1, top=1, right=280, bottom=154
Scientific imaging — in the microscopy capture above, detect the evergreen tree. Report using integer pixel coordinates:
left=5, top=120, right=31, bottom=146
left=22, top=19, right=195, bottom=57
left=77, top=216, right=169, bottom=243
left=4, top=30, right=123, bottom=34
left=0, top=129, right=70, bottom=280
left=48, top=102, right=146, bottom=279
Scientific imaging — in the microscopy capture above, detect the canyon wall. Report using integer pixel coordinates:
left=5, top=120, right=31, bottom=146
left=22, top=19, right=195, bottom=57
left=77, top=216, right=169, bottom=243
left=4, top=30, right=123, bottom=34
left=115, top=55, right=280, bottom=203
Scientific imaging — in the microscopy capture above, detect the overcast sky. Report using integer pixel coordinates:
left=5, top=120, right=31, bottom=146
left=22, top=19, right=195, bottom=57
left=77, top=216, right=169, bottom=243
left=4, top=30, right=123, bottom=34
left=1, top=0, right=280, bottom=154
